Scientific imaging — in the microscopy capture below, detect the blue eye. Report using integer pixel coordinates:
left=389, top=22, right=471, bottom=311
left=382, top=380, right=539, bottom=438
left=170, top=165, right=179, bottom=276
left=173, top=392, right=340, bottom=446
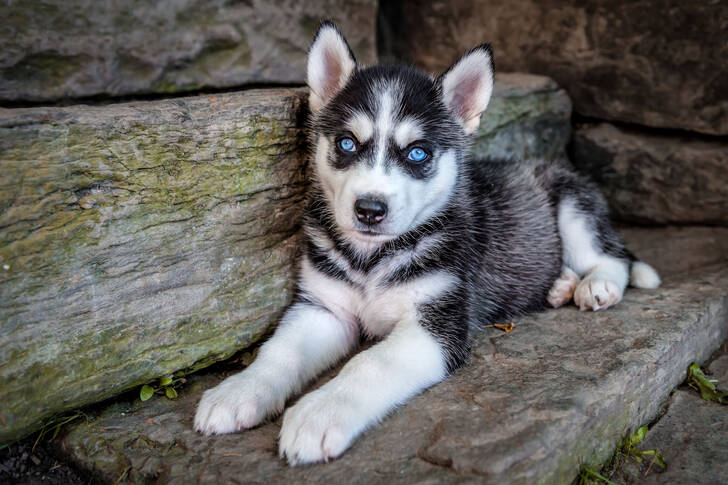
left=407, top=147, right=428, bottom=162
left=339, top=137, right=356, bottom=152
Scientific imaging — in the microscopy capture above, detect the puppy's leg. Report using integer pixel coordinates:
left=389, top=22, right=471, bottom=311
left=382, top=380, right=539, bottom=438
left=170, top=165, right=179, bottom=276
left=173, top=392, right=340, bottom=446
left=547, top=266, right=580, bottom=308
left=558, top=199, right=629, bottom=311
left=278, top=317, right=447, bottom=465
left=194, top=302, right=358, bottom=435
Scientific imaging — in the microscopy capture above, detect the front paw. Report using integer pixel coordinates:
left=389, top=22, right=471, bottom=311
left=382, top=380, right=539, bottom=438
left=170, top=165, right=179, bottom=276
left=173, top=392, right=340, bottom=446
left=194, top=374, right=280, bottom=435
left=574, top=277, right=622, bottom=311
left=279, top=389, right=363, bottom=466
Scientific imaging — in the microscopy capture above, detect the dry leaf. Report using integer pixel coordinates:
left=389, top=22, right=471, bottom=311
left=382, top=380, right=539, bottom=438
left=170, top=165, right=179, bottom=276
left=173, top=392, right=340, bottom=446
left=485, top=322, right=515, bottom=333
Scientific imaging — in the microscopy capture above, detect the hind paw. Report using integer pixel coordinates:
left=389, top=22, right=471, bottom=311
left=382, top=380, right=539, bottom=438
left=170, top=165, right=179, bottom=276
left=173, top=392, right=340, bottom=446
left=547, top=267, right=580, bottom=308
left=574, top=277, right=622, bottom=311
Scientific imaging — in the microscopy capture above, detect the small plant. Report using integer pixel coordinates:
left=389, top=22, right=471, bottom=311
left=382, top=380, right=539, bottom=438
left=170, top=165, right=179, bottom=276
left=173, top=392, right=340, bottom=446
left=617, top=426, right=666, bottom=469
left=32, top=411, right=88, bottom=451
left=687, top=362, right=727, bottom=404
left=140, top=375, right=187, bottom=402
left=578, top=426, right=665, bottom=484
left=578, top=464, right=617, bottom=485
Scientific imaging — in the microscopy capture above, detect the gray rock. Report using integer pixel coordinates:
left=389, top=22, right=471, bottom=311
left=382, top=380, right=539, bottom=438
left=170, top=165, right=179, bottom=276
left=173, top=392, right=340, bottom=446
left=571, top=123, right=728, bottom=225
left=0, top=0, right=377, bottom=102
left=0, top=88, right=310, bottom=443
left=474, top=73, right=571, bottom=162
left=634, top=390, right=728, bottom=485
left=708, top=355, right=728, bottom=384
left=58, top=267, right=728, bottom=484
left=0, top=74, right=570, bottom=443
left=620, top=226, right=728, bottom=278
left=380, top=0, right=728, bottom=135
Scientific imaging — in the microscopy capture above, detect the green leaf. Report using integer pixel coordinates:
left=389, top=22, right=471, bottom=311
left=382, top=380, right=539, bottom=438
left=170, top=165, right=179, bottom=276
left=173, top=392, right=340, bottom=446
left=644, top=449, right=667, bottom=467
left=687, top=362, right=728, bottom=404
left=140, top=384, right=155, bottom=401
left=629, top=426, right=647, bottom=447
left=159, top=376, right=173, bottom=386
left=165, top=387, right=178, bottom=399
left=580, top=465, right=617, bottom=485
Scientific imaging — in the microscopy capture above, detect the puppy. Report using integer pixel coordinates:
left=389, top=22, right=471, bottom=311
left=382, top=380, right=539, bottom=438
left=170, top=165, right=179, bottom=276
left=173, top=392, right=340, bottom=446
left=194, top=21, right=660, bottom=465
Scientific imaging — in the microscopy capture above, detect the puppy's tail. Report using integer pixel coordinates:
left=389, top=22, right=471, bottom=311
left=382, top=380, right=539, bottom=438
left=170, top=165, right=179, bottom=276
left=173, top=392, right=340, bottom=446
left=629, top=260, right=661, bottom=289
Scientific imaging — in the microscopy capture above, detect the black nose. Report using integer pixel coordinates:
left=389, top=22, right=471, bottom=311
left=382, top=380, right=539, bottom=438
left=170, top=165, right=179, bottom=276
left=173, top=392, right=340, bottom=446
left=354, top=198, right=388, bottom=225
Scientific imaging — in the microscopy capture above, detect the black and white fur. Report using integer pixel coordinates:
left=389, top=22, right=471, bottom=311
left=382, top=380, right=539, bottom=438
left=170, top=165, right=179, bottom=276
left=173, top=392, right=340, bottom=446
left=194, top=22, right=661, bottom=465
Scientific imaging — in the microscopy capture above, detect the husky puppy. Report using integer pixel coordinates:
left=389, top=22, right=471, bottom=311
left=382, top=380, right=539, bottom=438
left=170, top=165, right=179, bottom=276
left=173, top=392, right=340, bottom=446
left=194, top=22, right=661, bottom=465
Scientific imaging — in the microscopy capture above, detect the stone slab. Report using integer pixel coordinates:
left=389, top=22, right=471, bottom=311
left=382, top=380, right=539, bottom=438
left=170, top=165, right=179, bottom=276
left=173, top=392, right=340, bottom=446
left=0, top=0, right=377, bottom=102
left=620, top=226, right=728, bottom=278
left=635, top=390, right=728, bottom=485
left=473, top=73, right=571, bottom=162
left=58, top=267, right=728, bottom=484
left=0, top=88, right=310, bottom=443
left=380, top=0, right=728, bottom=135
left=708, top=355, right=728, bottom=384
left=0, top=74, right=571, bottom=443
left=571, top=123, right=728, bottom=225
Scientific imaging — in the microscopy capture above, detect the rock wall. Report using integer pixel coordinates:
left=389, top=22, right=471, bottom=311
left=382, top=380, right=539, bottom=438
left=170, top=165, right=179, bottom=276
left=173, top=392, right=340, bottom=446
left=0, top=89, right=309, bottom=443
left=380, top=0, right=727, bottom=136
left=572, top=124, right=728, bottom=225
left=0, top=0, right=377, bottom=102
left=379, top=0, right=728, bottom=225
left=0, top=74, right=571, bottom=443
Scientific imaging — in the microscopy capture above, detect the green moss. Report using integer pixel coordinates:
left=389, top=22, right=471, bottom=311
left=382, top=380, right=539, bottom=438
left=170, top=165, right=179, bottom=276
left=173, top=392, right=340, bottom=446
left=0, top=98, right=305, bottom=443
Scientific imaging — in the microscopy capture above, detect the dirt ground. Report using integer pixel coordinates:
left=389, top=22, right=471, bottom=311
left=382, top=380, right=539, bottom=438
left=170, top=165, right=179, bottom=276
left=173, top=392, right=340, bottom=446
left=0, top=438, right=92, bottom=485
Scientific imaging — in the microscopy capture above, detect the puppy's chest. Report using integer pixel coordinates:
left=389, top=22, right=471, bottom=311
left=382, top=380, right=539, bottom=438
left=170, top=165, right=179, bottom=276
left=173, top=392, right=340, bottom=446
left=300, top=253, right=455, bottom=337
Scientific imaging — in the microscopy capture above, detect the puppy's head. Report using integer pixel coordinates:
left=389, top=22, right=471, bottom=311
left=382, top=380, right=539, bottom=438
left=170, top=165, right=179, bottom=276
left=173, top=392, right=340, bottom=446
left=307, top=21, right=494, bottom=252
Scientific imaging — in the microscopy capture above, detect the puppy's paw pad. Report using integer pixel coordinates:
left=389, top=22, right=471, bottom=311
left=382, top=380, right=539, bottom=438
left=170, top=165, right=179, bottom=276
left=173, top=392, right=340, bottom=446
left=574, top=278, right=622, bottom=311
left=279, top=391, right=359, bottom=466
left=547, top=268, right=580, bottom=308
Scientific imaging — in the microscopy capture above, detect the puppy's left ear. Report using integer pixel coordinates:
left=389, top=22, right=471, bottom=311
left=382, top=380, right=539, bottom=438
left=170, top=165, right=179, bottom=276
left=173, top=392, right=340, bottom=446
left=440, top=45, right=495, bottom=134
left=307, top=21, right=357, bottom=112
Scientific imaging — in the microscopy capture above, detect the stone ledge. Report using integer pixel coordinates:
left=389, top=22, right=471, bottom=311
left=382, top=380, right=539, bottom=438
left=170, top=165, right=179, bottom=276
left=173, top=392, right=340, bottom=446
left=572, top=123, right=728, bottom=225
left=0, top=0, right=378, bottom=102
left=58, top=264, right=728, bottom=484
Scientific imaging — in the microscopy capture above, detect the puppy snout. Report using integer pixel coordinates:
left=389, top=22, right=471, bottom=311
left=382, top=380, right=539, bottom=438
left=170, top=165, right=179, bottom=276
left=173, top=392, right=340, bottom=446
left=354, top=197, right=387, bottom=226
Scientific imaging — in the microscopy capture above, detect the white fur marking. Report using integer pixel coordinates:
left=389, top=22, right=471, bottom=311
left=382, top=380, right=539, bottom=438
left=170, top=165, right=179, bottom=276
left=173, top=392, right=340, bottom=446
left=630, top=261, right=661, bottom=289
left=194, top=302, right=357, bottom=435
left=558, top=200, right=628, bottom=311
left=394, top=117, right=424, bottom=148
left=279, top=317, right=446, bottom=465
left=346, top=112, right=374, bottom=143
left=374, top=89, right=395, bottom=168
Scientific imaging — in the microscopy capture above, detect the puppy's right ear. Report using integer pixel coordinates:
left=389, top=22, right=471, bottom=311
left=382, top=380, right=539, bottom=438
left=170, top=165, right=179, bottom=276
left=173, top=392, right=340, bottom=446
left=439, top=44, right=495, bottom=134
left=307, top=21, right=357, bottom=112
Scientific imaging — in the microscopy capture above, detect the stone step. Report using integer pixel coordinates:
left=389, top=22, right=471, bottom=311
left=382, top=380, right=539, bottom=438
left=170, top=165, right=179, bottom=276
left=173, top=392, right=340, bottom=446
left=572, top=122, right=728, bottom=225
left=0, top=1, right=379, bottom=102
left=380, top=0, right=728, bottom=136
left=57, top=260, right=728, bottom=483
left=0, top=73, right=570, bottom=443
left=627, top=352, right=728, bottom=484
